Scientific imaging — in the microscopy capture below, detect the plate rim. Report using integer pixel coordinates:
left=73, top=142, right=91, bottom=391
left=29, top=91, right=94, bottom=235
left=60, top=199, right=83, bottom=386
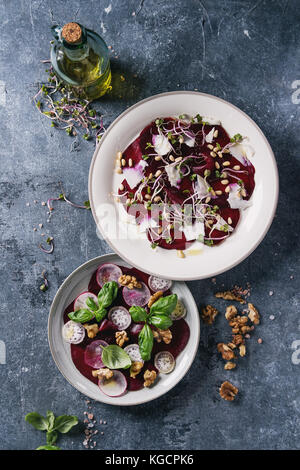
left=48, top=253, right=201, bottom=406
left=88, top=90, right=279, bottom=280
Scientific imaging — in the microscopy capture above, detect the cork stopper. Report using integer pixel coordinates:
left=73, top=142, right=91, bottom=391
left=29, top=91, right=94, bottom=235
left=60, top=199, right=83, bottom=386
left=62, top=22, right=82, bottom=44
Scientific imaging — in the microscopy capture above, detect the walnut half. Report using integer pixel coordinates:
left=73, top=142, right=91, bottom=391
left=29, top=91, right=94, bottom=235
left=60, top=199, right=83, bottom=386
left=118, top=274, right=141, bottom=289
left=148, top=290, right=163, bottom=308
left=130, top=361, right=144, bottom=378
left=153, top=328, right=172, bottom=344
left=219, top=381, right=238, bottom=401
left=143, top=369, right=157, bottom=387
left=248, top=303, right=260, bottom=325
left=201, top=305, right=219, bottom=325
left=92, top=368, right=113, bottom=380
left=83, top=323, right=99, bottom=339
left=115, top=330, right=129, bottom=347
left=217, top=343, right=236, bottom=361
left=215, top=290, right=246, bottom=304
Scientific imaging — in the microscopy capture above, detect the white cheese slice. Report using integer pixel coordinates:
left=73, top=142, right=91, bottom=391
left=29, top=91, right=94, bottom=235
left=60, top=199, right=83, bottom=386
left=152, top=134, right=172, bottom=155
left=165, top=163, right=181, bottom=187
left=123, top=161, right=148, bottom=189
left=194, top=175, right=209, bottom=197
left=180, top=220, right=205, bottom=241
left=205, top=127, right=215, bottom=143
left=228, top=183, right=251, bottom=210
left=202, top=116, right=221, bottom=125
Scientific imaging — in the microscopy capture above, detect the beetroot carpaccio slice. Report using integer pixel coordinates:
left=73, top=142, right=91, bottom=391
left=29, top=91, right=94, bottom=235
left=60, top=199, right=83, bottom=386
left=63, top=264, right=191, bottom=394
left=117, top=116, right=255, bottom=250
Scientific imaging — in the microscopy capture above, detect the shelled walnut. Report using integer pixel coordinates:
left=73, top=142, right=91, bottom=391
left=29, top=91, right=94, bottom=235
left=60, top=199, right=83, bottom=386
left=83, top=323, right=99, bottom=339
left=215, top=291, right=246, bottom=304
left=153, top=328, right=172, bottom=344
left=201, top=305, right=219, bottom=325
left=115, top=330, right=129, bottom=347
left=224, top=362, right=236, bottom=370
left=217, top=343, right=236, bottom=361
left=225, top=305, right=237, bottom=321
left=148, top=290, right=163, bottom=308
left=118, top=274, right=141, bottom=289
left=92, top=368, right=113, bottom=380
left=248, top=303, right=260, bottom=325
left=143, top=369, right=157, bottom=387
left=219, top=381, right=238, bottom=401
left=130, top=361, right=144, bottom=378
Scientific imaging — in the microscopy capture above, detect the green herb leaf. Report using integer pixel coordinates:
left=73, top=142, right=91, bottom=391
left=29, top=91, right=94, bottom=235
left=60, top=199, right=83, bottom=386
left=138, top=324, right=154, bottom=361
left=25, top=412, right=48, bottom=431
left=94, top=307, right=107, bottom=323
left=98, top=281, right=119, bottom=309
left=46, top=430, right=58, bottom=446
left=46, top=411, right=55, bottom=431
left=36, top=445, right=61, bottom=451
left=84, top=200, right=91, bottom=209
left=85, top=297, right=99, bottom=312
left=149, top=294, right=178, bottom=317
left=129, top=305, right=148, bottom=323
left=101, top=345, right=132, bottom=370
left=68, top=309, right=94, bottom=323
left=53, top=415, right=78, bottom=434
left=148, top=314, right=173, bottom=330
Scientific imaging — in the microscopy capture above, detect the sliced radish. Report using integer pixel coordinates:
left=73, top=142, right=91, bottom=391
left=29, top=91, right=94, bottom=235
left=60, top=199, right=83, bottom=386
left=122, top=282, right=150, bottom=307
left=62, top=320, right=85, bottom=344
left=74, top=291, right=98, bottom=311
left=124, top=344, right=144, bottom=363
left=148, top=275, right=172, bottom=293
left=98, top=370, right=127, bottom=397
left=84, top=340, right=108, bottom=369
left=154, top=351, right=175, bottom=374
left=108, top=306, right=131, bottom=331
left=171, top=300, right=187, bottom=320
left=96, top=263, right=122, bottom=288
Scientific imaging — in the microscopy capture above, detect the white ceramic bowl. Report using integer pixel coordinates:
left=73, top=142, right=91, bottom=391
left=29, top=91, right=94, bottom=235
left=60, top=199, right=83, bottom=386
left=48, top=254, right=200, bottom=406
left=89, top=91, right=279, bottom=280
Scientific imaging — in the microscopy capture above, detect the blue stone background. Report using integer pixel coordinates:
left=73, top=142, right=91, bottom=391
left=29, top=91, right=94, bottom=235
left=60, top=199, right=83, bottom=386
left=0, top=0, right=299, bottom=450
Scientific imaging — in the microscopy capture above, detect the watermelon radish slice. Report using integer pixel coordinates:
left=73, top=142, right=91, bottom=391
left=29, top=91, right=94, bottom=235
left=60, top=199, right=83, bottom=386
left=148, top=275, right=172, bottom=293
left=96, top=263, right=122, bottom=288
left=98, top=370, right=127, bottom=397
left=84, top=340, right=108, bottom=369
left=108, top=306, right=131, bottom=330
left=154, top=351, right=175, bottom=374
left=124, top=344, right=144, bottom=363
left=122, top=282, right=151, bottom=307
left=74, top=291, right=98, bottom=311
left=62, top=320, right=85, bottom=344
left=171, top=300, right=187, bottom=320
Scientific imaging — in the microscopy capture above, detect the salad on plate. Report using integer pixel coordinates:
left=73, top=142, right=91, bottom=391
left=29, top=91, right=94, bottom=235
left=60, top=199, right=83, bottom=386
left=62, top=262, right=190, bottom=397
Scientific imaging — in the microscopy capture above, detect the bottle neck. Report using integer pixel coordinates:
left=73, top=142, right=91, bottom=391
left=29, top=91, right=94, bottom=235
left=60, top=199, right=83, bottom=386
left=63, top=42, right=89, bottom=61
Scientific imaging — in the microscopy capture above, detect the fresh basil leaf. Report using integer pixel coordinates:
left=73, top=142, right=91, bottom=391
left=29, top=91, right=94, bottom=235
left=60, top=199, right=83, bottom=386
left=53, top=415, right=78, bottom=434
left=98, top=281, right=119, bottom=309
left=46, top=411, right=55, bottom=431
left=150, top=294, right=178, bottom=317
left=85, top=297, right=99, bottom=311
left=68, top=309, right=94, bottom=323
left=46, top=430, right=58, bottom=446
left=129, top=305, right=147, bottom=323
left=25, top=412, right=48, bottom=431
left=138, top=324, right=154, bottom=361
left=94, top=307, right=107, bottom=323
left=148, top=314, right=173, bottom=330
left=36, top=445, right=61, bottom=450
left=101, top=344, right=132, bottom=369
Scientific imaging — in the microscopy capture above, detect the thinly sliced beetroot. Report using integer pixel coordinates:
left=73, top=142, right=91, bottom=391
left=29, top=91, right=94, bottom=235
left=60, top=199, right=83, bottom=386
left=171, top=300, right=187, bottom=321
left=96, top=263, right=122, bottom=288
left=84, top=340, right=108, bottom=369
left=99, top=319, right=119, bottom=332
left=62, top=320, right=86, bottom=344
left=148, top=276, right=172, bottom=293
left=124, top=344, right=143, bottom=363
left=98, top=370, right=127, bottom=397
left=154, top=351, right=175, bottom=374
left=129, top=323, right=144, bottom=338
left=108, top=306, right=131, bottom=330
left=122, top=282, right=150, bottom=307
left=74, top=291, right=98, bottom=312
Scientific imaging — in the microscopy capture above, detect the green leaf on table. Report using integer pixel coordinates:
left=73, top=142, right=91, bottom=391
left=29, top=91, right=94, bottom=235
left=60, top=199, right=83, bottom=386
left=53, top=415, right=78, bottom=434
left=46, top=430, right=58, bottom=445
left=101, top=344, right=132, bottom=370
left=36, top=445, right=61, bottom=450
left=25, top=412, right=48, bottom=431
left=46, top=410, right=55, bottom=430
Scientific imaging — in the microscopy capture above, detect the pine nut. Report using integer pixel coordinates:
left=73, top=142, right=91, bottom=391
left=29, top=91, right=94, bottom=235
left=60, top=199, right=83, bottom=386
left=155, top=156, right=162, bottom=161
left=223, top=161, right=230, bottom=167
left=221, top=179, right=229, bottom=185
left=225, top=185, right=230, bottom=193
left=175, top=157, right=182, bottom=162
left=177, top=250, right=185, bottom=258
left=241, top=189, right=247, bottom=197
left=169, top=155, right=175, bottom=162
left=213, top=147, right=219, bottom=152
left=119, top=183, right=124, bottom=191
left=157, top=227, right=162, bottom=235
left=155, top=170, right=162, bottom=177
left=217, top=151, right=223, bottom=158
left=117, top=151, right=122, bottom=160
left=223, top=148, right=230, bottom=153
left=228, top=217, right=233, bottom=225
left=154, top=196, right=161, bottom=202
left=148, top=173, right=153, bottom=179
left=233, top=165, right=240, bottom=170
left=128, top=158, right=133, bottom=167
left=205, top=196, right=211, bottom=203
left=213, top=130, right=219, bottom=138
left=116, top=168, right=123, bottom=174
left=210, top=151, right=217, bottom=158
left=144, top=194, right=151, bottom=200
left=215, top=190, right=223, bottom=195
left=121, top=159, right=126, bottom=167
left=215, top=162, right=220, bottom=169
left=207, top=144, right=214, bottom=150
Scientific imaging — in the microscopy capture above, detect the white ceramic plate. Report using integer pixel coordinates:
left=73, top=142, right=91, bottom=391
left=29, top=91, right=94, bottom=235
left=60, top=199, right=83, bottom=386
left=89, top=91, right=279, bottom=280
left=48, top=254, right=200, bottom=406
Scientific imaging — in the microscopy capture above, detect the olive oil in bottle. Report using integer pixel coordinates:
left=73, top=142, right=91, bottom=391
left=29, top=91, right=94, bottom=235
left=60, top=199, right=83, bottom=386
left=50, top=22, right=111, bottom=100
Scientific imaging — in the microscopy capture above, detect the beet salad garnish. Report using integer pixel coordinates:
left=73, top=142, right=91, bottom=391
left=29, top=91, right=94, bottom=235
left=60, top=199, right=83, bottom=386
left=114, top=114, right=255, bottom=256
